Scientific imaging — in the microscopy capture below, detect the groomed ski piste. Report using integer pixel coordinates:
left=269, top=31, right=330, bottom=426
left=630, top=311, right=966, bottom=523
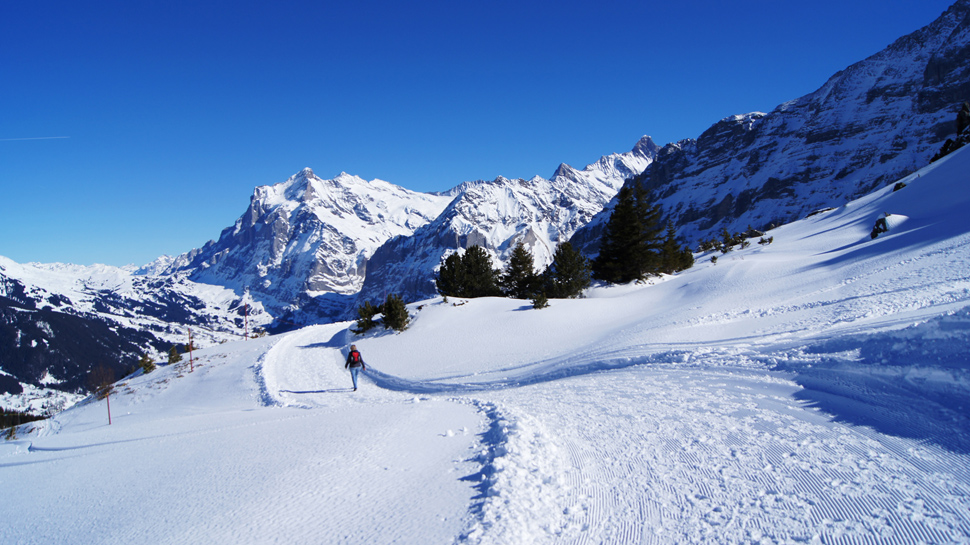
left=3, top=147, right=970, bottom=544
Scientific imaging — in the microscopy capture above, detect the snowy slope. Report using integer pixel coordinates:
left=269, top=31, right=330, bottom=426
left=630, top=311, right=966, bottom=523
left=0, top=258, right=262, bottom=335
left=3, top=146, right=969, bottom=544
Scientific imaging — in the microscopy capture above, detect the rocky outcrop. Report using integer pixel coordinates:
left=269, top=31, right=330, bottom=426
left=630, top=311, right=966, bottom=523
left=932, top=101, right=970, bottom=161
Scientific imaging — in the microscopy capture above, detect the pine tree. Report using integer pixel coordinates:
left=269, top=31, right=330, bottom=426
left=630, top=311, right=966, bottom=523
left=501, top=241, right=541, bottom=299
left=592, top=185, right=637, bottom=283
left=168, top=345, right=182, bottom=365
left=544, top=241, right=591, bottom=298
left=659, top=220, right=694, bottom=274
left=138, top=353, right=156, bottom=374
left=462, top=245, right=502, bottom=298
left=678, top=246, right=695, bottom=271
left=353, top=300, right=380, bottom=334
left=382, top=294, right=410, bottom=332
left=437, top=245, right=502, bottom=298
left=592, top=184, right=664, bottom=283
left=634, top=194, right=664, bottom=275
left=435, top=252, right=465, bottom=297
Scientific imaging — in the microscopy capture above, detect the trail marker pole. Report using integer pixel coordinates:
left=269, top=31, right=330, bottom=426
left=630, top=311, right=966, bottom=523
left=106, top=391, right=112, bottom=426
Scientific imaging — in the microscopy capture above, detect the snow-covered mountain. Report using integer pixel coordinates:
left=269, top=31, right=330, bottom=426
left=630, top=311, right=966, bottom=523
left=572, top=0, right=970, bottom=253
left=0, top=142, right=654, bottom=407
left=358, top=136, right=658, bottom=304
left=151, top=168, right=455, bottom=320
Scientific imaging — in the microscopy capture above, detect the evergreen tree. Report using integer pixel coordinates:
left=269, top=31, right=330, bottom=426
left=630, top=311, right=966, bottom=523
left=659, top=220, right=694, bottom=274
left=592, top=184, right=663, bottom=283
left=382, top=294, right=410, bottom=332
left=435, top=252, right=465, bottom=297
left=632, top=188, right=664, bottom=276
left=544, top=241, right=591, bottom=298
left=500, top=241, right=541, bottom=299
left=462, top=245, right=502, bottom=298
left=138, top=353, right=156, bottom=374
left=168, top=345, right=182, bottom=365
left=592, top=185, right=637, bottom=283
left=353, top=300, right=380, bottom=334
left=678, top=246, right=695, bottom=271
left=436, top=245, right=502, bottom=298
left=531, top=292, right=549, bottom=309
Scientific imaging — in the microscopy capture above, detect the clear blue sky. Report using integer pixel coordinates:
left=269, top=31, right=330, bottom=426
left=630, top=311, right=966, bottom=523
left=1, top=0, right=955, bottom=267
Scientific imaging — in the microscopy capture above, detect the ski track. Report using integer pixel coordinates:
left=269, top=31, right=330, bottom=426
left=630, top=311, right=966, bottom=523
left=486, top=367, right=970, bottom=545
left=260, top=327, right=970, bottom=544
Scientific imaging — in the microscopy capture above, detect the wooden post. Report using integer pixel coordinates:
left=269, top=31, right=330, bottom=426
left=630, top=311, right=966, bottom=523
left=106, top=391, right=112, bottom=426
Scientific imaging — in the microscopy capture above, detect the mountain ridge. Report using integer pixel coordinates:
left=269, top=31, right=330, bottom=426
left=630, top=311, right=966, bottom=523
left=570, top=0, right=970, bottom=254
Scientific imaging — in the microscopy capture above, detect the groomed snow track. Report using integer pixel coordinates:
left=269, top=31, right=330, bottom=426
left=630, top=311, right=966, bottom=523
left=259, top=325, right=970, bottom=544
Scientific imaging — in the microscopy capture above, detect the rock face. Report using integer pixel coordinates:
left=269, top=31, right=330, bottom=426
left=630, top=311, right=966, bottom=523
left=573, top=0, right=970, bottom=253
left=357, top=137, right=658, bottom=305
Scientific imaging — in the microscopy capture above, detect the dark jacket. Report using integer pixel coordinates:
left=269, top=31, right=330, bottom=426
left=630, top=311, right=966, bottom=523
left=345, top=350, right=365, bottom=369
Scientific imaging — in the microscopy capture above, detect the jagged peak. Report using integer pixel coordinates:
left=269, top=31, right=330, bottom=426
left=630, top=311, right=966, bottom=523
left=553, top=163, right=577, bottom=179
left=632, top=135, right=659, bottom=155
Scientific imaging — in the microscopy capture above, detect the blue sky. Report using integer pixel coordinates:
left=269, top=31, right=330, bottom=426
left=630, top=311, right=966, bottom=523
left=0, top=0, right=955, bottom=267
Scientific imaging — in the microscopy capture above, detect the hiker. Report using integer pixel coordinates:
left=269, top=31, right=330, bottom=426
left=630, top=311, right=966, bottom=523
left=345, top=344, right=366, bottom=391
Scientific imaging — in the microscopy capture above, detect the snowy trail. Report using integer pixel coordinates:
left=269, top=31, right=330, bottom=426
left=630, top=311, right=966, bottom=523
left=1, top=331, right=484, bottom=545
left=258, top=324, right=490, bottom=543
left=258, top=325, right=970, bottom=544
left=478, top=366, right=970, bottom=544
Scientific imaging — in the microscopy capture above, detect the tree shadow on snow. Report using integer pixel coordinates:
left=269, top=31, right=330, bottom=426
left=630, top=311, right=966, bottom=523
left=296, top=328, right=347, bottom=350
left=787, top=371, right=970, bottom=455
left=279, top=388, right=355, bottom=394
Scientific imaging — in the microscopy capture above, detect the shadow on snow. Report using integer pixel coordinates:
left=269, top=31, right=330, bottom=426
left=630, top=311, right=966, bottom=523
left=776, top=307, right=970, bottom=455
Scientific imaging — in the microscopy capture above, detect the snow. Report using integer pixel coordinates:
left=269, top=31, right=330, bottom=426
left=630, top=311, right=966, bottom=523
left=3, top=147, right=970, bottom=543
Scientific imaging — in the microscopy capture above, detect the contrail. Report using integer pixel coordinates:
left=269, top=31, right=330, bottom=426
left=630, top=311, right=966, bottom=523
left=0, top=136, right=70, bottom=141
